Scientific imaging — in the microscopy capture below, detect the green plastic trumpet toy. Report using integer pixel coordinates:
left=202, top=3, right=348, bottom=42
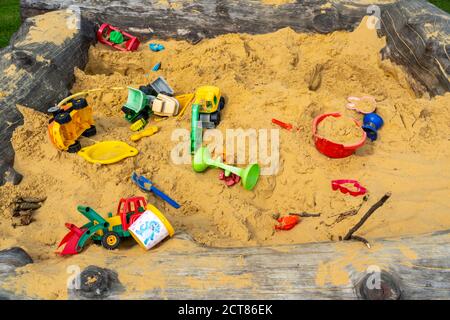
left=193, top=147, right=260, bottom=190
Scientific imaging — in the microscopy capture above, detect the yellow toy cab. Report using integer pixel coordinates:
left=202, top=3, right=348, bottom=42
left=193, top=86, right=225, bottom=129
left=47, top=98, right=96, bottom=153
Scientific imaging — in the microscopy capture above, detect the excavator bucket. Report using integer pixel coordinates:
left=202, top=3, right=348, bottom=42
left=57, top=223, right=87, bottom=256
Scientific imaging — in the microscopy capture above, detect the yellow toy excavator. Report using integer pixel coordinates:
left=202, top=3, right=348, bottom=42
left=190, top=86, right=225, bottom=153
left=193, top=86, right=225, bottom=129
left=47, top=98, right=96, bottom=153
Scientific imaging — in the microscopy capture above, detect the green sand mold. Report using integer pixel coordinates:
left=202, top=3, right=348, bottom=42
left=193, top=146, right=260, bottom=190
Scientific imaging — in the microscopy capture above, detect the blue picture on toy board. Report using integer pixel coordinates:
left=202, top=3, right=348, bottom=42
left=135, top=220, right=161, bottom=245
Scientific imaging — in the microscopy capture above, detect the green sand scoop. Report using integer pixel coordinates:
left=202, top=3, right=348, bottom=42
left=193, top=147, right=260, bottom=190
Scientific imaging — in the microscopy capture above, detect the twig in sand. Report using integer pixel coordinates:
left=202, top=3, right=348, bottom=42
left=307, top=64, right=324, bottom=91
left=343, top=192, right=392, bottom=241
left=350, top=235, right=371, bottom=249
left=289, top=212, right=321, bottom=218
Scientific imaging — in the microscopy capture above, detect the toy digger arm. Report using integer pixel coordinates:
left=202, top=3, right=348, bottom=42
left=190, top=104, right=201, bottom=154
left=77, top=205, right=109, bottom=227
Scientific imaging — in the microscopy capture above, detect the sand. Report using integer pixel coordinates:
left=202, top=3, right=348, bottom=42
left=353, top=99, right=377, bottom=113
left=317, top=115, right=364, bottom=145
left=1, top=16, right=450, bottom=298
left=17, top=10, right=77, bottom=46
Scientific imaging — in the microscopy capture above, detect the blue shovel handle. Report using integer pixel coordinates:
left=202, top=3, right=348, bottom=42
left=150, top=186, right=180, bottom=209
left=132, top=172, right=180, bottom=209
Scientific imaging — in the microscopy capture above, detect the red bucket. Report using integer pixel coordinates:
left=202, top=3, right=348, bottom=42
left=312, top=113, right=366, bottom=158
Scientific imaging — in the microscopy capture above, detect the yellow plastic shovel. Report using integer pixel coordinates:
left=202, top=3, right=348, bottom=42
left=130, top=126, right=159, bottom=142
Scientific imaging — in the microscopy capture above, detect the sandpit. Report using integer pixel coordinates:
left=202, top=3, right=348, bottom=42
left=0, top=17, right=449, bottom=298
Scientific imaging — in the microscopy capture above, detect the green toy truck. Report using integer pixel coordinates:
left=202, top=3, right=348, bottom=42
left=121, top=76, right=174, bottom=130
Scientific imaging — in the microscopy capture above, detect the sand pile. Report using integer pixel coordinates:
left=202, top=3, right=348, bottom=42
left=0, top=16, right=449, bottom=298
left=317, top=116, right=364, bottom=144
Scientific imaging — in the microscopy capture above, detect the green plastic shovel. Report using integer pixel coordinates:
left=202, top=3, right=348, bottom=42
left=193, top=147, right=260, bottom=190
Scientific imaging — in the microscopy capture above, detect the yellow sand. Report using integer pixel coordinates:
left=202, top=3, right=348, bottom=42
left=317, top=115, right=364, bottom=145
left=1, top=16, right=450, bottom=298
left=17, top=11, right=77, bottom=46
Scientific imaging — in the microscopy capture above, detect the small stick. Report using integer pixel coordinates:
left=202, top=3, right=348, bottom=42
left=344, top=192, right=391, bottom=241
left=289, top=212, right=321, bottom=218
left=350, top=235, right=371, bottom=249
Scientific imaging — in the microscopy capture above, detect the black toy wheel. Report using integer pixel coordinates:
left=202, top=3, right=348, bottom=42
left=71, top=98, right=88, bottom=110
left=67, top=141, right=81, bottom=153
left=121, top=106, right=134, bottom=115
left=82, top=125, right=97, bottom=137
left=210, top=111, right=221, bottom=127
left=101, top=231, right=121, bottom=250
left=218, top=97, right=225, bottom=110
left=54, top=112, right=72, bottom=125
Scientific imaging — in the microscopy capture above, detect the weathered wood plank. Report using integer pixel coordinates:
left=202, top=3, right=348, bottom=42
left=0, top=10, right=95, bottom=185
left=2, top=231, right=450, bottom=299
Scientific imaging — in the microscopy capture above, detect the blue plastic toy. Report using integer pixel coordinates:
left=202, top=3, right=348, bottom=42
left=152, top=62, right=161, bottom=72
left=149, top=43, right=165, bottom=52
left=362, top=113, right=384, bottom=141
left=131, top=172, right=180, bottom=209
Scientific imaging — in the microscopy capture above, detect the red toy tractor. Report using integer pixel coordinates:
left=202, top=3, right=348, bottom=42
left=97, top=23, right=140, bottom=52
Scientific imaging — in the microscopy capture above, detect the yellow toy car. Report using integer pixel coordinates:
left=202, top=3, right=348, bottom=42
left=47, top=98, right=96, bottom=153
left=193, top=86, right=225, bottom=128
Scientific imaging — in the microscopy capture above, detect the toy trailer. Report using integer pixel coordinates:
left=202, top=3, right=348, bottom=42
left=96, top=23, right=140, bottom=51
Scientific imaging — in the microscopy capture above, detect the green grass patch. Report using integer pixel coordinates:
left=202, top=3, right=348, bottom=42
left=0, top=0, right=21, bottom=48
left=429, top=0, right=450, bottom=13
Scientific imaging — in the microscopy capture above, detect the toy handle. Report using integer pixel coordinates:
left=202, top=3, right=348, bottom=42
left=150, top=186, right=181, bottom=209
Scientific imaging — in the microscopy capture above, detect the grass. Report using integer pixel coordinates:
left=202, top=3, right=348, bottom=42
left=0, top=0, right=449, bottom=48
left=0, top=0, right=20, bottom=48
left=429, top=0, right=450, bottom=13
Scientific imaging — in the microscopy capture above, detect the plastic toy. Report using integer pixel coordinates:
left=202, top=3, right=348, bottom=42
left=192, top=86, right=225, bottom=129
left=131, top=126, right=159, bottom=142
left=312, top=113, right=366, bottom=158
left=193, top=147, right=260, bottom=190
left=275, top=215, right=299, bottom=231
left=362, top=113, right=384, bottom=141
left=130, top=118, right=148, bottom=131
left=57, top=197, right=148, bottom=255
left=149, top=43, right=165, bottom=52
left=122, top=87, right=153, bottom=125
left=332, top=179, right=367, bottom=197
left=190, top=86, right=225, bottom=153
left=122, top=76, right=174, bottom=127
left=131, top=172, right=181, bottom=209
left=175, top=93, right=195, bottom=119
left=47, top=98, right=96, bottom=153
left=272, top=118, right=294, bottom=131
left=152, top=94, right=180, bottom=116
left=128, top=207, right=174, bottom=250
left=139, top=76, right=174, bottom=96
left=97, top=23, right=140, bottom=52
left=347, top=96, right=377, bottom=114
left=152, top=62, right=161, bottom=71
left=219, top=170, right=241, bottom=187
left=78, top=141, right=138, bottom=164
left=190, top=103, right=202, bottom=153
